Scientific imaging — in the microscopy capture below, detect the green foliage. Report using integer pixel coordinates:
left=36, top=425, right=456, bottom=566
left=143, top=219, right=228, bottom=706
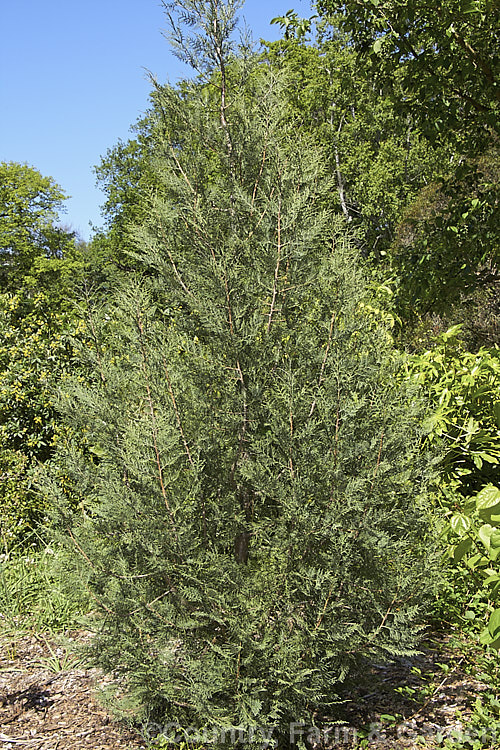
left=48, top=3, right=436, bottom=739
left=308, top=2, right=499, bottom=338
left=0, top=162, right=76, bottom=291
left=391, top=145, right=500, bottom=334
left=0, top=290, right=82, bottom=547
left=316, top=0, right=499, bottom=148
left=440, top=694, right=500, bottom=748
left=263, top=30, right=445, bottom=260
left=0, top=163, right=91, bottom=548
left=0, top=542, right=89, bottom=633
left=406, top=327, right=500, bottom=646
left=448, top=643, right=500, bottom=749
left=271, top=10, right=317, bottom=41
left=92, top=129, right=159, bottom=275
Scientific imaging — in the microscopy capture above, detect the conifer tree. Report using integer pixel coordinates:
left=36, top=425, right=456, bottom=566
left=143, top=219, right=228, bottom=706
left=51, top=0, right=435, bottom=739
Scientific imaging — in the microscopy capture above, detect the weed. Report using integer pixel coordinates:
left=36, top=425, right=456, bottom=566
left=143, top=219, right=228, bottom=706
left=36, top=637, right=83, bottom=673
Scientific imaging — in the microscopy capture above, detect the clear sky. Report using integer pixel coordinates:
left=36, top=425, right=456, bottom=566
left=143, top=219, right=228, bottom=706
left=0, top=0, right=306, bottom=240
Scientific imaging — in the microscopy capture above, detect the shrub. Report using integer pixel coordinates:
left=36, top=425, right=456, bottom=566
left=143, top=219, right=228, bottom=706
left=406, top=327, right=500, bottom=645
left=48, top=2, right=435, bottom=740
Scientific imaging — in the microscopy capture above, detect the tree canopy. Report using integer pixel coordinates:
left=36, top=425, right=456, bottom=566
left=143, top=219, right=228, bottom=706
left=316, top=0, right=499, bottom=147
left=0, top=162, right=76, bottom=292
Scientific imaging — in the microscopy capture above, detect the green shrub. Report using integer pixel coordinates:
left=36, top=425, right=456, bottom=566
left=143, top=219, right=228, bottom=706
left=0, top=291, right=83, bottom=548
left=406, top=327, right=500, bottom=645
left=47, top=2, right=436, bottom=741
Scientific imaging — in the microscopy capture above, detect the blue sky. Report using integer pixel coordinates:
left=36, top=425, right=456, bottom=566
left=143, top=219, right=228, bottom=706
left=0, top=1, right=306, bottom=240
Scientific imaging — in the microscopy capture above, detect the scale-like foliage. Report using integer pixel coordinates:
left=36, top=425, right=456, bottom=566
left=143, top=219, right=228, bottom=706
left=49, top=4, right=435, bottom=741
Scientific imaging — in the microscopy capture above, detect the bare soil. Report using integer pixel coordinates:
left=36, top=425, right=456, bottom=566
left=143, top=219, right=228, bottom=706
left=0, top=630, right=491, bottom=749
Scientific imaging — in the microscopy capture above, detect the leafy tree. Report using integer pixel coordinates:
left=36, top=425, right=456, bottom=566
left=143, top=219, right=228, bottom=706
left=50, top=0, right=435, bottom=738
left=316, top=0, right=499, bottom=147
left=264, top=30, right=446, bottom=259
left=0, top=162, right=76, bottom=291
left=0, top=164, right=86, bottom=548
left=92, top=123, right=159, bottom=276
left=313, top=0, right=499, bottom=340
left=392, top=145, right=500, bottom=339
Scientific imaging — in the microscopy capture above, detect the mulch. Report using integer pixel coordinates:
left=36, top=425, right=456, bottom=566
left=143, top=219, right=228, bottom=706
left=0, top=632, right=146, bottom=749
left=0, top=629, right=492, bottom=749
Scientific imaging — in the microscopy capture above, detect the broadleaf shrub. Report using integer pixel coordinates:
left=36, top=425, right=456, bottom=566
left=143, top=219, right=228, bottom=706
left=0, top=291, right=82, bottom=549
left=406, top=327, right=500, bottom=643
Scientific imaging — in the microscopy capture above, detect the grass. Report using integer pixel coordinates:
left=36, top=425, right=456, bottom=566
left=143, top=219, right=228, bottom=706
left=0, top=537, right=90, bottom=635
left=33, top=634, right=85, bottom=671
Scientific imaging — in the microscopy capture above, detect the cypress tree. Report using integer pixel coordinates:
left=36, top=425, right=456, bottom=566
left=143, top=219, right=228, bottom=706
left=50, top=0, right=434, bottom=741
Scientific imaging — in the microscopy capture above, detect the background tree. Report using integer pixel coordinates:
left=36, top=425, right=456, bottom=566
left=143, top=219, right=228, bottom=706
left=0, top=163, right=85, bottom=549
left=264, top=28, right=447, bottom=260
left=312, top=0, right=499, bottom=343
left=0, top=162, right=77, bottom=292
left=315, top=0, right=499, bottom=146
left=91, top=121, right=159, bottom=279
